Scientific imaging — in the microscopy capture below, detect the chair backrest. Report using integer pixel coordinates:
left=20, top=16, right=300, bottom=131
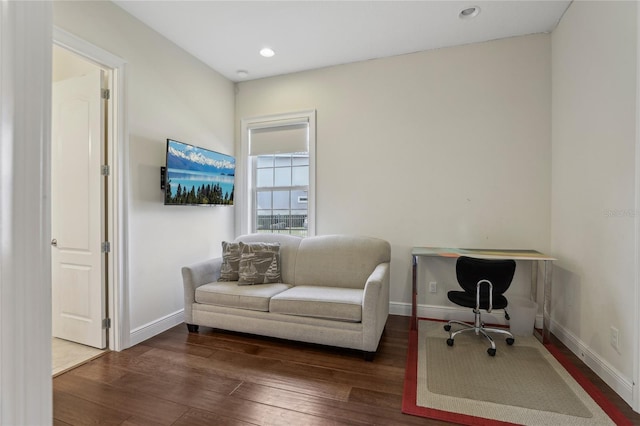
left=456, top=256, right=516, bottom=297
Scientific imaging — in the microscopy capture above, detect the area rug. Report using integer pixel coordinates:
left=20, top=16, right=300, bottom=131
left=402, top=318, right=631, bottom=425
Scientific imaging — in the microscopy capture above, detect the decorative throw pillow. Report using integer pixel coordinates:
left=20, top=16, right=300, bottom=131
left=237, top=242, right=281, bottom=285
left=218, top=241, right=241, bottom=281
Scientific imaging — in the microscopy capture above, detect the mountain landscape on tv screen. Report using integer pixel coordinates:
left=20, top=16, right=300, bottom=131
left=165, top=140, right=235, bottom=205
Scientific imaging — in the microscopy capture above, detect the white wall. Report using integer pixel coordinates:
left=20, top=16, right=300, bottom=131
left=236, top=34, right=552, bottom=313
left=54, top=1, right=236, bottom=342
left=0, top=1, right=53, bottom=423
left=551, top=0, right=638, bottom=402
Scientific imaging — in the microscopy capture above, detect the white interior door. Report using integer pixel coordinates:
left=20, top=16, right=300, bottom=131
left=51, top=69, right=106, bottom=349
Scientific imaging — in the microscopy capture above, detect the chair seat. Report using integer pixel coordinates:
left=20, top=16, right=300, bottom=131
left=447, top=290, right=508, bottom=310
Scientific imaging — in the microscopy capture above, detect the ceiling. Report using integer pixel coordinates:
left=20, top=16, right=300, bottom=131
left=113, top=1, right=571, bottom=82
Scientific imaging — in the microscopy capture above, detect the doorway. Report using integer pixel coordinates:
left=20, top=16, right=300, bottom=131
left=51, top=44, right=109, bottom=371
left=50, top=27, right=129, bottom=372
left=53, top=27, right=129, bottom=357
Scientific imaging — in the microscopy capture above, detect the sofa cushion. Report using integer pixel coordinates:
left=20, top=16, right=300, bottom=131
left=218, top=241, right=241, bottom=281
left=269, top=286, right=363, bottom=322
left=196, top=281, right=291, bottom=311
left=238, top=242, right=282, bottom=285
left=293, top=235, right=391, bottom=289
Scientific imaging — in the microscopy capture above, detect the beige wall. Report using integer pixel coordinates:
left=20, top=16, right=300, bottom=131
left=236, top=34, right=552, bottom=310
left=54, top=1, right=236, bottom=337
left=551, top=0, right=637, bottom=396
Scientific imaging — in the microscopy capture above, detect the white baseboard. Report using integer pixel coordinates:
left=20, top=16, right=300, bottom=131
left=389, top=302, right=543, bottom=328
left=389, top=301, right=412, bottom=317
left=549, top=319, right=634, bottom=407
left=129, top=309, right=184, bottom=347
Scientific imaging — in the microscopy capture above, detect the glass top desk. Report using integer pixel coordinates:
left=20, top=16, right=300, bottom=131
left=411, top=247, right=556, bottom=343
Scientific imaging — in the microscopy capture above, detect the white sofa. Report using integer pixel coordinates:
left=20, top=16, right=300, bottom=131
left=182, top=233, right=391, bottom=359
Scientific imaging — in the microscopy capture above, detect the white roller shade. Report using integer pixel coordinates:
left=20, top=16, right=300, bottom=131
left=249, top=123, right=308, bottom=156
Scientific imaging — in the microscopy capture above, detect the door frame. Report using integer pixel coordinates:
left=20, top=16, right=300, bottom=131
left=53, top=27, right=130, bottom=351
left=634, top=2, right=640, bottom=414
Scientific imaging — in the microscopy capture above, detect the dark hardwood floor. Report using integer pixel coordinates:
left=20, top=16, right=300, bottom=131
left=53, top=315, right=640, bottom=425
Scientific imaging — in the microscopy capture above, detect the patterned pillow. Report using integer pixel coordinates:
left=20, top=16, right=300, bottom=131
left=237, top=242, right=281, bottom=285
left=218, top=241, right=241, bottom=281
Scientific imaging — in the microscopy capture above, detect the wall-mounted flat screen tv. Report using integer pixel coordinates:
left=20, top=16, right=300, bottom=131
left=164, top=139, right=235, bottom=206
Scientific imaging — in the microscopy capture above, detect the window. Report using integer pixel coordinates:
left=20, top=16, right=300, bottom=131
left=255, top=153, right=309, bottom=235
left=240, top=111, right=316, bottom=237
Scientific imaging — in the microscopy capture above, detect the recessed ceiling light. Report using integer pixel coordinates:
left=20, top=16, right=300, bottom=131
left=260, top=47, right=275, bottom=58
left=459, top=6, right=480, bottom=19
left=237, top=70, right=249, bottom=78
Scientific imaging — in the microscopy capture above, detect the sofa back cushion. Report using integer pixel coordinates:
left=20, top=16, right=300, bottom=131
left=294, top=235, right=391, bottom=289
left=235, top=233, right=302, bottom=284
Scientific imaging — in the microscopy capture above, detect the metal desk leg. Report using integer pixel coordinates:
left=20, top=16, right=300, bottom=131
left=411, top=255, right=417, bottom=331
left=532, top=259, right=553, bottom=344
left=531, top=261, right=540, bottom=342
left=530, top=260, right=538, bottom=304
left=542, top=259, right=552, bottom=344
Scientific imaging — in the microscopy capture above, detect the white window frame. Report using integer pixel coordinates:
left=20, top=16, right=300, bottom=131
left=239, top=110, right=316, bottom=237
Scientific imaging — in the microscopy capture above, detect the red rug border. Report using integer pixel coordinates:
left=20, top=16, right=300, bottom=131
left=401, top=317, right=631, bottom=426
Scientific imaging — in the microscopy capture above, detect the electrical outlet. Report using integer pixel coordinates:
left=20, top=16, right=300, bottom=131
left=429, top=281, right=437, bottom=293
left=610, top=326, right=619, bottom=350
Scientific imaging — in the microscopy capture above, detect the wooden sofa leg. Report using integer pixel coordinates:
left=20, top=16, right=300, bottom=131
left=363, top=351, right=375, bottom=362
left=186, top=324, right=199, bottom=333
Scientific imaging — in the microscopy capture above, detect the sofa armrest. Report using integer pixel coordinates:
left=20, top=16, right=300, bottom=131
left=181, top=257, right=222, bottom=323
left=362, top=262, right=390, bottom=352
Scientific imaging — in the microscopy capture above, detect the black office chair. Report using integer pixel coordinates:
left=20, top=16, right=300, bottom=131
left=444, top=256, right=516, bottom=356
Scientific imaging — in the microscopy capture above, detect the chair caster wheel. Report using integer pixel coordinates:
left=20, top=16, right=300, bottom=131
left=487, top=348, right=496, bottom=356
left=446, top=338, right=454, bottom=346
left=506, top=338, right=515, bottom=345
left=444, top=324, right=451, bottom=332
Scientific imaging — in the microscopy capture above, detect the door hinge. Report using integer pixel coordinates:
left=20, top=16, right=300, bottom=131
left=101, top=165, right=110, bottom=176
left=102, top=318, right=111, bottom=329
left=101, top=241, right=111, bottom=253
left=101, top=89, right=110, bottom=100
